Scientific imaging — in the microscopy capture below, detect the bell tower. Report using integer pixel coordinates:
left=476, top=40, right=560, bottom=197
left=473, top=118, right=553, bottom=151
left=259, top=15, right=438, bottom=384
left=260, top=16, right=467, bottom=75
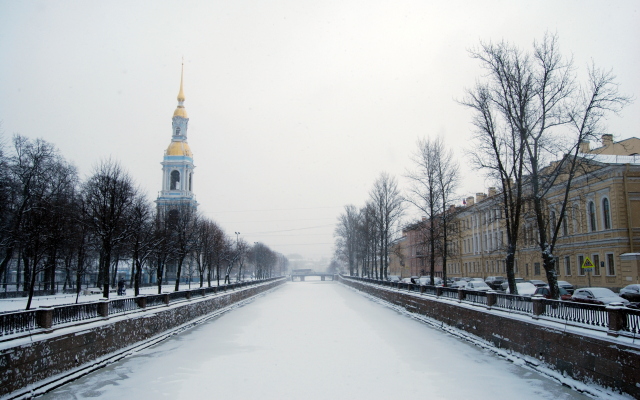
left=156, top=63, right=198, bottom=213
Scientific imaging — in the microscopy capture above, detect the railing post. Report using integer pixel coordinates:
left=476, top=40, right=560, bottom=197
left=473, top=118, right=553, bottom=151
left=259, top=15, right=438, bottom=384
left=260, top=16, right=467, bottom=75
left=531, top=295, right=544, bottom=319
left=185, top=291, right=191, bottom=300
left=136, top=295, right=147, bottom=309
left=420, top=285, right=425, bottom=294
left=606, top=303, right=626, bottom=337
left=457, top=289, right=465, bottom=302
left=98, top=299, right=109, bottom=317
left=436, top=287, right=443, bottom=297
left=162, top=293, right=170, bottom=305
left=36, top=306, right=53, bottom=329
left=486, top=291, right=496, bottom=308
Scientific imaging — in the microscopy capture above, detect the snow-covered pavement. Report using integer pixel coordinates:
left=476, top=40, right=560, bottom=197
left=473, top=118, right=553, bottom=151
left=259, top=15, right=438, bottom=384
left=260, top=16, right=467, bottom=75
left=37, top=279, right=596, bottom=400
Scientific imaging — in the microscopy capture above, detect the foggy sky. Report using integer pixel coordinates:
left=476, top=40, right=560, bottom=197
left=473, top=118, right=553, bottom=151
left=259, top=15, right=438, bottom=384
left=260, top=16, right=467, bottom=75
left=1, top=0, right=639, bottom=261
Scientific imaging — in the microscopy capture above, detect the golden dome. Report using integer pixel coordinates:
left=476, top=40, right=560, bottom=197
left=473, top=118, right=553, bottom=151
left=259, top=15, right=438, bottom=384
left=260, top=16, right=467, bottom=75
left=166, top=141, right=193, bottom=157
left=173, top=106, right=188, bottom=118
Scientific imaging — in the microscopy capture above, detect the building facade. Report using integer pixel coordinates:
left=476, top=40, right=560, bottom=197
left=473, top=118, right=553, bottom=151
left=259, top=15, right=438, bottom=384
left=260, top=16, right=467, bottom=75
left=399, top=135, right=640, bottom=290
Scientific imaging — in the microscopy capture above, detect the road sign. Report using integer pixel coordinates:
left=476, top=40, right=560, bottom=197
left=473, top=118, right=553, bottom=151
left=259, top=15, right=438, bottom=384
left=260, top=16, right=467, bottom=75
left=582, top=256, right=595, bottom=269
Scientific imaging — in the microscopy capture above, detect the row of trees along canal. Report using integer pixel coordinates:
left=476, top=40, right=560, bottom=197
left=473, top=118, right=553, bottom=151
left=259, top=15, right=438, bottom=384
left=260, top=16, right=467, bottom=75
left=0, top=137, right=287, bottom=309
left=334, top=33, right=631, bottom=298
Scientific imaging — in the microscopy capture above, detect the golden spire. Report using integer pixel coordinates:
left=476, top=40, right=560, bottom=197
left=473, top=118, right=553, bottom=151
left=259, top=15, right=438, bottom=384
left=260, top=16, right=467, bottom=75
left=177, top=61, right=185, bottom=102
left=173, top=61, right=188, bottom=118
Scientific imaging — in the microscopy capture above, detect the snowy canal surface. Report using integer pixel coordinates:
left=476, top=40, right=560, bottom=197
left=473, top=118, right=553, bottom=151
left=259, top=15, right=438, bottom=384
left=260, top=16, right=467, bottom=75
left=39, top=280, right=592, bottom=400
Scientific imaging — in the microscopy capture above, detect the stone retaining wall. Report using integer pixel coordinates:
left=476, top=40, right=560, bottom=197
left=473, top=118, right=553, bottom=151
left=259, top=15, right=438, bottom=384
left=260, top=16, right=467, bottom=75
left=0, top=279, right=285, bottom=399
left=340, top=276, right=639, bottom=398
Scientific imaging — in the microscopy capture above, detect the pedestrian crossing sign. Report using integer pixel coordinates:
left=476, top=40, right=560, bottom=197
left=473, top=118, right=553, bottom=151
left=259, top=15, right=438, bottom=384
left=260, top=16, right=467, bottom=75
left=582, top=256, right=595, bottom=269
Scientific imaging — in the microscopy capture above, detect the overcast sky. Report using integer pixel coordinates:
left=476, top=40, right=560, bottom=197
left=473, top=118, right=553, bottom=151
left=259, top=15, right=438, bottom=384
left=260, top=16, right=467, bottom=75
left=1, top=1, right=639, bottom=263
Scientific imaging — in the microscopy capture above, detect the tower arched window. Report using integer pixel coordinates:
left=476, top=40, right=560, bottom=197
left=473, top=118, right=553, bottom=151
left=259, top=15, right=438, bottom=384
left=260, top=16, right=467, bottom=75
left=170, top=170, right=180, bottom=190
left=602, top=197, right=611, bottom=229
left=175, top=127, right=181, bottom=136
left=588, top=201, right=597, bottom=232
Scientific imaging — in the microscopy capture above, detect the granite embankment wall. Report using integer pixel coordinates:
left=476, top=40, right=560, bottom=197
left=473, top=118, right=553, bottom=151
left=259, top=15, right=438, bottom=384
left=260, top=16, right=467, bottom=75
left=339, top=276, right=639, bottom=398
left=0, top=279, right=285, bottom=399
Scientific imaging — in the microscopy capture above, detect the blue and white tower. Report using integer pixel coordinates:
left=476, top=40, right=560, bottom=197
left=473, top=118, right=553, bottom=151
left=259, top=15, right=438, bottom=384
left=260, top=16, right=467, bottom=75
left=156, top=63, right=198, bottom=213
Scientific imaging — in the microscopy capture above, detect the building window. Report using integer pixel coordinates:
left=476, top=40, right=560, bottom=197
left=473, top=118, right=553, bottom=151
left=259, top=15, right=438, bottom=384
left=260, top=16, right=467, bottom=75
left=578, top=255, right=585, bottom=276
left=170, top=170, right=180, bottom=190
left=534, top=262, right=541, bottom=276
left=562, top=217, right=568, bottom=236
left=592, top=254, right=600, bottom=276
left=549, top=210, right=557, bottom=236
left=606, top=253, right=615, bottom=276
left=588, top=201, right=597, bottom=232
left=175, top=127, right=181, bottom=136
left=602, top=198, right=611, bottom=229
left=564, top=256, right=571, bottom=276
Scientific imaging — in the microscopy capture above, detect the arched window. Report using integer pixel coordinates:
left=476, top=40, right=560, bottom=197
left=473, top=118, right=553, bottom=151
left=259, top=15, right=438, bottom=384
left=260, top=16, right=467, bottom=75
left=602, top=198, right=611, bottom=229
left=170, top=170, right=180, bottom=190
left=189, top=173, right=192, bottom=191
left=549, top=210, right=557, bottom=237
left=175, top=127, right=181, bottom=136
left=588, top=201, right=597, bottom=232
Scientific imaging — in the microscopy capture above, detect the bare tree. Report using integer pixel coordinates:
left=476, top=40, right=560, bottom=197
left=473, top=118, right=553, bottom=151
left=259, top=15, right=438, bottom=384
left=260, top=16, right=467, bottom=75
left=82, top=159, right=137, bottom=298
left=166, top=204, right=199, bottom=291
left=334, top=205, right=361, bottom=276
left=369, top=172, right=404, bottom=280
left=406, top=138, right=443, bottom=285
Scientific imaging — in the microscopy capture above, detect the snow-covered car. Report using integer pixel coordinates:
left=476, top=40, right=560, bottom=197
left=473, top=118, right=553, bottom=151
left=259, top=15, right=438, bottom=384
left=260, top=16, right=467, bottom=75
left=450, top=280, right=469, bottom=289
left=401, top=277, right=413, bottom=284
left=465, top=281, right=491, bottom=291
left=418, top=277, right=443, bottom=286
left=528, top=279, right=547, bottom=287
left=468, top=277, right=484, bottom=282
left=387, top=275, right=400, bottom=283
left=557, top=280, right=574, bottom=294
left=506, top=282, right=537, bottom=296
left=533, top=286, right=572, bottom=300
left=619, top=284, right=640, bottom=302
left=572, top=288, right=629, bottom=306
left=500, top=278, right=524, bottom=291
left=485, top=276, right=505, bottom=290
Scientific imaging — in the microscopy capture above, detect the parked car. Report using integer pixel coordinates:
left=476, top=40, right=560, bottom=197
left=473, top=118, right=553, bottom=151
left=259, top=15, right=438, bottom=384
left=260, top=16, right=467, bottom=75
left=533, top=286, right=572, bottom=300
left=619, top=284, right=640, bottom=302
left=401, top=277, right=414, bottom=284
left=418, top=277, right=443, bottom=286
left=465, top=281, right=492, bottom=291
left=557, top=280, right=575, bottom=294
left=387, top=275, right=400, bottom=283
left=506, top=282, right=537, bottom=296
left=500, top=278, right=524, bottom=291
left=468, top=277, right=484, bottom=282
left=528, top=279, right=547, bottom=287
left=450, top=280, right=469, bottom=289
left=571, top=288, right=629, bottom=305
left=485, top=276, right=505, bottom=290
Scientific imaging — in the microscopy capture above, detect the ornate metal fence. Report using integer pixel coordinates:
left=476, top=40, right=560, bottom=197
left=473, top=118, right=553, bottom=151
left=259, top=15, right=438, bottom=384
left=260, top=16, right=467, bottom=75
left=485, top=293, right=533, bottom=314
left=145, top=294, right=166, bottom=308
left=0, top=310, right=37, bottom=336
left=108, top=298, right=138, bottom=315
left=463, top=290, right=488, bottom=306
left=440, top=287, right=459, bottom=300
left=539, top=299, right=608, bottom=329
left=52, top=303, right=100, bottom=326
left=623, top=308, right=640, bottom=336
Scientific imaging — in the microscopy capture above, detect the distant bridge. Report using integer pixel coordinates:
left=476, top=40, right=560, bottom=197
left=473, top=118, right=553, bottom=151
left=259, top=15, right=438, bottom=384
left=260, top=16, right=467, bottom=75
left=290, top=269, right=336, bottom=282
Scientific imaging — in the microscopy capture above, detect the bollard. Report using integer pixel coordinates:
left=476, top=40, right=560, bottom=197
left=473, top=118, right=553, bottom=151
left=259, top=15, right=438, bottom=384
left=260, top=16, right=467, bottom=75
left=98, top=299, right=109, bottom=317
left=531, top=295, right=544, bottom=319
left=486, top=291, right=496, bottom=308
left=136, top=295, right=147, bottom=309
left=606, top=303, right=626, bottom=337
left=36, top=306, right=53, bottom=329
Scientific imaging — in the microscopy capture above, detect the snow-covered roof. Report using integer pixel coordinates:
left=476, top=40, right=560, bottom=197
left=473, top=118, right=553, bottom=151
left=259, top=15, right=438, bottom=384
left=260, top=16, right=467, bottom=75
left=586, top=154, right=640, bottom=165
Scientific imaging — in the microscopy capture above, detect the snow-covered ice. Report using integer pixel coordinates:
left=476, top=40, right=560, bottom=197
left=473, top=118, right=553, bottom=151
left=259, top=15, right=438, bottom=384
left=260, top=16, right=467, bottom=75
left=37, top=279, right=600, bottom=399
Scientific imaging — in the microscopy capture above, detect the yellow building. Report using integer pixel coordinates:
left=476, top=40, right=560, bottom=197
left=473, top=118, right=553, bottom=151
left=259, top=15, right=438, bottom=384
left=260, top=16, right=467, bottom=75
left=448, top=135, right=640, bottom=290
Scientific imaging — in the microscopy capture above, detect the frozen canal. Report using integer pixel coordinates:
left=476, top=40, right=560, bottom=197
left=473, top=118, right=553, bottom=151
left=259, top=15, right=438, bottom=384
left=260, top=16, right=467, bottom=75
left=40, top=280, right=591, bottom=400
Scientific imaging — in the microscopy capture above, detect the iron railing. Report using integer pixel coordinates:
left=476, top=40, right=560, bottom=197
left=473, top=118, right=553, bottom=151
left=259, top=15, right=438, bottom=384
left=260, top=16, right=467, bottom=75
left=0, top=277, right=284, bottom=338
left=0, top=310, right=37, bottom=337
left=493, top=293, right=533, bottom=314
left=540, top=299, right=608, bottom=329
left=463, top=290, right=488, bottom=306
left=52, top=302, right=100, bottom=326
